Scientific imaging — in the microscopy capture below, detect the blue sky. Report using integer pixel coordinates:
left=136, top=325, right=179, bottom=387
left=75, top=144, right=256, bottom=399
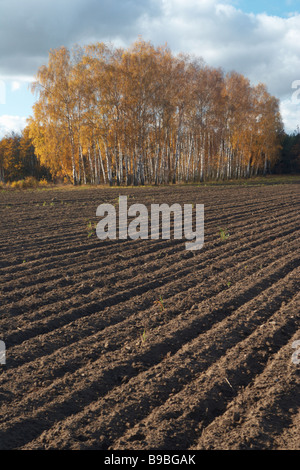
left=234, top=0, right=299, bottom=16
left=0, top=0, right=300, bottom=137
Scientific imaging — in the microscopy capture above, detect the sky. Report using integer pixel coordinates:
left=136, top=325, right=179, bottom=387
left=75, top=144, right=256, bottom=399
left=0, top=0, right=300, bottom=137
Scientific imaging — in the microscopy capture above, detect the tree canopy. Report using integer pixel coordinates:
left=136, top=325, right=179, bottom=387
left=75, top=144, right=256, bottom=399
left=1, top=38, right=292, bottom=185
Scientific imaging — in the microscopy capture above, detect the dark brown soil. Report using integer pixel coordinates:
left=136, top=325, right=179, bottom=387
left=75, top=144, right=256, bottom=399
left=0, top=182, right=299, bottom=450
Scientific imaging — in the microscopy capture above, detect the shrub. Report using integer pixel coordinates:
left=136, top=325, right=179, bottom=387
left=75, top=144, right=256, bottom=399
left=11, top=177, right=40, bottom=189
left=11, top=180, right=24, bottom=189
left=38, top=178, right=49, bottom=187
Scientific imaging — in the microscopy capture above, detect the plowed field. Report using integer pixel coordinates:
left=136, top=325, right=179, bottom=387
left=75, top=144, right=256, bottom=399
left=0, top=181, right=299, bottom=450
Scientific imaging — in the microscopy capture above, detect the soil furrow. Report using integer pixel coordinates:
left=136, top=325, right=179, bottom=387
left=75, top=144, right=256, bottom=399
left=0, top=265, right=298, bottom=449
left=0, top=201, right=298, bottom=297
left=190, top=330, right=300, bottom=450
left=0, top=182, right=298, bottom=450
left=0, top=190, right=297, bottom=269
left=2, top=230, right=299, bottom=358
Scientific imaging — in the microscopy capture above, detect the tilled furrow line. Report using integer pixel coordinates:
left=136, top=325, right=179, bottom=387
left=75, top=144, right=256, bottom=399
left=190, top=330, right=300, bottom=450
left=0, top=190, right=297, bottom=272
left=271, top=409, right=300, bottom=450
left=1, top=186, right=298, bottom=249
left=2, top=255, right=298, bottom=409
left=10, top=277, right=299, bottom=450
left=1, top=209, right=298, bottom=331
left=1, top=193, right=298, bottom=287
left=2, top=230, right=299, bottom=363
left=0, top=264, right=298, bottom=449
left=0, top=200, right=298, bottom=301
left=109, top=294, right=300, bottom=450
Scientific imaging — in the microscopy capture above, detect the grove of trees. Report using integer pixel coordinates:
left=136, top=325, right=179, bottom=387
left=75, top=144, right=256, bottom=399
left=0, top=128, right=50, bottom=183
left=274, top=128, right=300, bottom=174
left=1, top=38, right=296, bottom=186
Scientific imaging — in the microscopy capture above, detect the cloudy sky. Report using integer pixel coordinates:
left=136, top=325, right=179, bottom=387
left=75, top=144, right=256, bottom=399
left=0, top=0, right=300, bottom=137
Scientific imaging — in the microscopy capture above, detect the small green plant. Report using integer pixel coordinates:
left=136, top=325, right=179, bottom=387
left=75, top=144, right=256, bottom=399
left=219, top=227, right=230, bottom=241
left=141, top=328, right=147, bottom=343
left=42, top=201, right=47, bottom=206
left=86, top=220, right=97, bottom=238
left=226, top=281, right=231, bottom=288
left=154, top=295, right=165, bottom=311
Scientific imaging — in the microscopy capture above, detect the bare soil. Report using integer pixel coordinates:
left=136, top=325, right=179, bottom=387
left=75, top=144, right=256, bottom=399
left=0, top=181, right=299, bottom=450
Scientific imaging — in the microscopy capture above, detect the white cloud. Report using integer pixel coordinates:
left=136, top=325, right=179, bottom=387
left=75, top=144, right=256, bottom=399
left=0, top=0, right=299, bottom=133
left=0, top=74, right=35, bottom=83
left=280, top=99, right=300, bottom=133
left=0, top=0, right=156, bottom=76
left=0, top=115, right=27, bottom=138
left=137, top=0, right=300, bottom=132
